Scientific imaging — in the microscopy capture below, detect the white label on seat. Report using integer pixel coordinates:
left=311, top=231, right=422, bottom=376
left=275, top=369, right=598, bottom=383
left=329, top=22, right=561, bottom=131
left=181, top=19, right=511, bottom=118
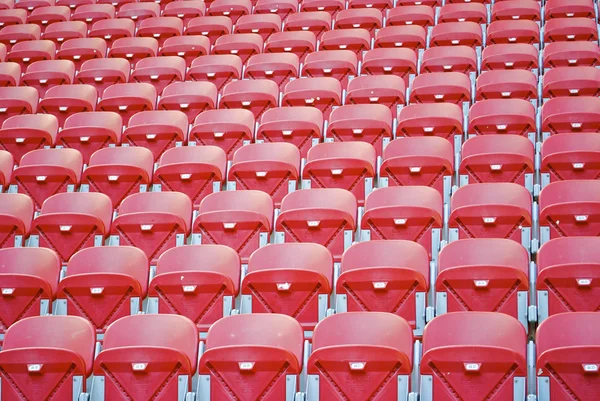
left=57, top=38, right=64, bottom=42
left=568, top=59, right=577, bottom=65
left=508, top=38, right=517, bottom=42
left=132, top=363, right=148, bottom=371
left=179, top=103, right=189, bottom=109
left=496, top=125, right=507, bottom=131
left=150, top=75, right=159, bottom=80
left=583, top=364, right=599, bottom=372
left=277, top=282, right=291, bottom=291
left=383, top=66, right=393, bottom=72
left=182, top=285, right=197, bottom=293
left=483, top=217, right=496, bottom=224
left=141, top=224, right=153, bottom=231
left=282, top=130, right=293, bottom=136
left=566, top=13, right=574, bottom=17
left=305, top=98, right=315, bottom=104
left=307, top=220, right=320, bottom=227
left=23, top=58, right=30, bottom=62
left=104, top=35, right=112, bottom=39
left=27, top=364, right=43, bottom=372
left=323, top=68, right=332, bottom=74
left=214, top=132, right=224, bottom=138
left=349, top=362, right=366, bottom=371
left=423, top=127, right=434, bottom=133
left=474, top=280, right=489, bottom=288
left=223, top=223, right=237, bottom=230
left=15, top=138, right=25, bottom=143
left=284, top=47, right=292, bottom=51
left=39, top=79, right=48, bottom=84
left=108, top=175, right=119, bottom=182
left=464, top=363, right=481, bottom=372
left=239, top=362, right=255, bottom=371
left=501, top=92, right=511, bottom=97
left=490, top=164, right=502, bottom=171
left=119, top=105, right=128, bottom=111
left=573, top=163, right=585, bottom=169
left=571, top=123, right=582, bottom=129
left=0, top=108, right=7, bottom=113
left=59, top=225, right=72, bottom=232
left=409, top=167, right=421, bottom=173
left=339, top=45, right=347, bottom=49
left=353, top=24, right=360, bottom=28
left=90, top=287, right=104, bottom=295
left=372, top=282, right=387, bottom=290
left=255, top=171, right=267, bottom=177
left=575, top=215, right=589, bottom=222
left=242, top=101, right=251, bottom=106
left=265, top=70, right=274, bottom=76
left=9, top=40, right=16, bottom=44
left=270, top=9, right=277, bottom=12
left=95, top=77, right=104, bottom=82
left=369, top=97, right=379, bottom=102
left=504, top=62, right=514, bottom=67
left=569, top=89, right=579, bottom=94
left=201, top=32, right=209, bottom=35
left=146, top=134, right=157, bottom=139
left=317, top=6, right=324, bottom=10
left=80, top=136, right=91, bottom=143
left=353, top=129, right=364, bottom=134
left=74, top=55, right=81, bottom=60
left=59, top=106, right=68, bottom=112
left=230, top=50, right=238, bottom=54
left=177, top=14, right=184, bottom=17
left=126, top=53, right=134, bottom=58
left=434, top=94, right=444, bottom=100
left=36, top=176, right=47, bottom=182
left=252, top=29, right=259, bottom=33
left=451, top=40, right=459, bottom=45
left=223, top=11, right=230, bottom=15
left=177, top=52, right=186, bottom=56
left=180, top=173, right=192, bottom=180
left=406, top=21, right=413, bottom=25
left=302, top=27, right=309, bottom=31
left=394, top=218, right=407, bottom=226
left=331, top=169, right=343, bottom=175
left=458, top=18, right=465, bottom=22
left=577, top=278, right=592, bottom=286
left=567, top=35, right=575, bottom=40
left=1, top=288, right=15, bottom=295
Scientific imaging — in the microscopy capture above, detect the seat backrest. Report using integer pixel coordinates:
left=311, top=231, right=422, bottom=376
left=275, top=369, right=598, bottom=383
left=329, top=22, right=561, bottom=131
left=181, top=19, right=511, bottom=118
left=248, top=242, right=333, bottom=281
left=537, top=237, right=600, bottom=273
left=40, top=192, right=112, bottom=232
left=88, top=146, right=154, bottom=175
left=365, top=186, right=443, bottom=215
left=451, top=182, right=532, bottom=213
left=19, top=148, right=83, bottom=181
left=117, top=191, right=192, bottom=232
left=0, top=247, right=60, bottom=294
left=199, top=190, right=274, bottom=229
left=537, top=313, right=600, bottom=357
left=540, top=180, right=600, bottom=211
left=2, top=113, right=57, bottom=134
left=232, top=142, right=300, bottom=167
left=0, top=192, right=34, bottom=232
left=158, top=145, right=226, bottom=174
left=383, top=136, right=454, bottom=163
left=280, top=188, right=357, bottom=225
left=307, top=141, right=376, bottom=167
left=439, top=238, right=529, bottom=273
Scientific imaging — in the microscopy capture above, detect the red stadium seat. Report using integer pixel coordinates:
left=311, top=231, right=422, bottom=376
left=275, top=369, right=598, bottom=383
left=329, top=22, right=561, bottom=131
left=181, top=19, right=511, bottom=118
left=193, top=190, right=273, bottom=262
left=468, top=99, right=536, bottom=141
left=409, top=71, right=471, bottom=105
left=148, top=244, right=240, bottom=331
left=476, top=69, right=538, bottom=101
left=72, top=4, right=115, bottom=33
left=543, top=66, right=600, bottom=99
left=337, top=240, right=429, bottom=334
left=92, top=314, right=198, bottom=401
left=57, top=111, right=122, bottom=164
left=335, top=9, right=383, bottom=33
left=219, top=79, right=279, bottom=120
left=264, top=31, right=316, bottom=63
left=235, top=13, right=281, bottom=41
left=282, top=76, right=341, bottom=119
left=131, top=56, right=185, bottom=95
left=0, top=113, right=56, bottom=162
left=158, top=81, right=217, bottom=124
left=487, top=20, right=540, bottom=45
left=6, top=39, right=55, bottom=72
left=326, top=104, right=392, bottom=156
left=374, top=25, right=427, bottom=51
left=108, top=37, right=158, bottom=69
left=158, top=35, right=209, bottom=68
left=75, top=57, right=130, bottom=97
left=97, top=0, right=134, bottom=11
left=244, top=53, right=299, bottom=90
left=56, top=38, right=107, bottom=73
left=110, top=191, right=191, bottom=263
left=162, top=0, right=205, bottom=27
left=543, top=42, right=600, bottom=69
left=0, top=24, right=41, bottom=51
left=396, top=103, right=464, bottom=149
left=136, top=16, right=182, bottom=47
left=39, top=83, right=97, bottom=127
left=57, top=0, right=95, bottom=9
left=254, top=0, right=297, bottom=20
left=481, top=43, right=539, bottom=72
left=89, top=18, right=134, bottom=49
left=541, top=97, right=600, bottom=139
left=386, top=5, right=434, bottom=27
left=300, top=0, right=343, bottom=17
left=492, top=0, right=540, bottom=21
left=437, top=238, right=530, bottom=328
left=420, top=45, right=477, bottom=74
left=536, top=312, right=600, bottom=401
left=283, top=10, right=331, bottom=40
left=190, top=108, right=254, bottom=159
left=545, top=0, right=596, bottom=20
left=186, top=54, right=242, bottom=93
left=303, top=142, right=375, bottom=206
left=0, top=315, right=95, bottom=400
left=540, top=133, right=600, bottom=185
left=97, top=82, right=156, bottom=127
left=116, top=2, right=159, bottom=30
left=43, top=21, right=87, bottom=46
left=21, top=59, right=75, bottom=97
left=346, top=74, right=405, bottom=118
left=28, top=6, right=70, bottom=33
left=0, top=9, right=27, bottom=28
left=0, top=247, right=59, bottom=335
left=380, top=136, right=454, bottom=202
left=439, top=2, right=487, bottom=23
left=212, top=32, right=263, bottom=65
left=307, top=312, right=414, bottom=400
left=420, top=312, right=527, bottom=401
left=81, top=146, right=153, bottom=207
left=198, top=314, right=302, bottom=401
left=153, top=145, right=226, bottom=207
left=449, top=183, right=532, bottom=248
left=11, top=148, right=82, bottom=210
left=539, top=180, right=600, bottom=244
left=56, top=246, right=148, bottom=334
left=0, top=61, right=20, bottom=87
left=0, top=193, right=33, bottom=248
left=319, top=28, right=371, bottom=57
left=430, top=21, right=483, bottom=48
left=361, top=48, right=417, bottom=84
left=0, top=0, right=11, bottom=10
left=122, top=110, right=187, bottom=161
left=0, top=149, right=12, bottom=189
left=347, top=0, right=388, bottom=11
left=256, top=106, right=323, bottom=158
left=276, top=188, right=356, bottom=261
left=242, top=243, right=333, bottom=331
left=15, top=0, right=54, bottom=14
left=544, top=17, right=598, bottom=43
left=207, top=0, right=251, bottom=24
left=460, top=134, right=535, bottom=189
left=30, top=192, right=112, bottom=263
left=228, top=142, right=300, bottom=207
left=184, top=16, right=231, bottom=45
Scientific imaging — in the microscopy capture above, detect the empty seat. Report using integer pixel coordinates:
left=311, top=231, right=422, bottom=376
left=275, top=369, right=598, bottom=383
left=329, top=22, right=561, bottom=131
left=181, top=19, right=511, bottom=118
left=282, top=76, right=341, bottom=119
left=437, top=238, right=530, bottom=327
left=75, top=57, right=130, bottom=97
left=97, top=82, right=156, bottom=127
left=410, top=71, right=471, bottom=105
left=158, top=35, right=210, bottom=68
left=300, top=0, right=344, bottom=17
left=420, top=312, right=527, bottom=401
left=242, top=243, right=333, bottom=330
left=468, top=99, right=536, bottom=140
left=0, top=9, right=27, bottom=28
left=335, top=8, right=383, bottom=33
left=254, top=0, right=297, bottom=20
left=136, top=16, right=182, bottom=47
left=361, top=48, right=417, bottom=83
left=326, top=104, right=392, bottom=156
left=396, top=103, right=464, bottom=149
left=337, top=240, right=429, bottom=334
left=56, top=38, right=107, bottom=73
left=543, top=42, right=600, bottom=69
left=0, top=148, right=12, bottom=189
left=0, top=0, right=12, bottom=10
left=15, top=0, right=54, bottom=12
left=380, top=136, right=454, bottom=202
left=6, top=39, right=55, bottom=72
left=320, top=28, right=371, bottom=57
left=487, top=20, right=540, bottom=45
left=30, top=192, right=112, bottom=263
left=153, top=145, right=226, bottom=207
left=302, top=49, right=357, bottom=85
left=492, top=0, right=540, bottom=21
left=244, top=53, right=299, bottom=90
left=540, top=237, right=598, bottom=328
left=89, top=18, right=134, bottom=49
left=541, top=97, right=600, bottom=137
left=190, top=108, right=254, bottom=160
left=186, top=54, right=242, bottom=93
left=97, top=0, right=134, bottom=10
left=42, top=21, right=87, bottom=46
left=92, top=314, right=198, bottom=401
left=116, top=2, right=159, bottom=29
left=386, top=5, right=434, bottom=27
left=0, top=113, right=57, bottom=163
left=56, top=246, right=148, bottom=333
left=543, top=66, right=600, bottom=99
left=303, top=142, right=375, bottom=206
left=219, top=79, right=278, bottom=120
left=184, top=16, right=231, bottom=45
left=420, top=45, right=477, bottom=74
left=211, top=33, right=263, bottom=65
left=276, top=188, right=356, bottom=261
left=0, top=192, right=33, bottom=248
left=256, top=106, right=323, bottom=159
left=162, top=0, right=205, bottom=27
left=56, top=111, right=122, bottom=164
left=439, top=2, right=487, bottom=24
left=374, top=25, right=426, bottom=51
left=110, top=191, right=191, bottom=263
left=536, top=312, right=600, bottom=400
left=345, top=75, right=405, bottom=118
left=206, top=0, right=251, bottom=23
left=157, top=81, right=217, bottom=125
left=0, top=247, right=59, bottom=335
left=21, top=59, right=75, bottom=97
left=540, top=133, right=600, bottom=185
left=264, top=31, right=316, bottom=63
left=460, top=135, right=534, bottom=189
left=38, top=83, right=97, bottom=127
left=544, top=17, right=598, bottom=43
left=11, top=148, right=82, bottom=210
left=81, top=146, right=153, bottom=207
left=131, top=56, right=185, bottom=96
left=0, top=315, right=95, bottom=400
left=307, top=312, right=414, bottom=400
left=71, top=4, right=115, bottom=32
left=0, top=24, right=41, bottom=51
left=396, top=0, right=438, bottom=6
left=545, top=0, right=595, bottom=20
left=283, top=10, right=331, bottom=40
left=539, top=180, right=600, bottom=244
left=449, top=183, right=532, bottom=247
left=148, top=244, right=240, bottom=331
left=235, top=13, right=281, bottom=41
left=430, top=21, right=483, bottom=48
left=198, top=314, right=302, bottom=401
left=481, top=43, right=539, bottom=72
left=107, top=37, right=158, bottom=69
left=28, top=6, right=70, bottom=32
left=476, top=70, right=538, bottom=101
left=228, top=142, right=300, bottom=207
